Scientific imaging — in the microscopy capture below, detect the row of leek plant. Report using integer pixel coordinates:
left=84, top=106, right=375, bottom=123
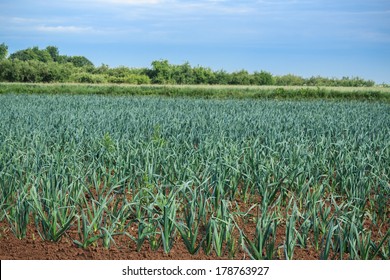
left=0, top=95, right=388, bottom=259
left=1, top=161, right=388, bottom=259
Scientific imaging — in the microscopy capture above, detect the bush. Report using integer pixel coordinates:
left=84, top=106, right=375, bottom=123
left=0, top=44, right=379, bottom=86
left=108, top=74, right=151, bottom=84
left=70, top=73, right=107, bottom=84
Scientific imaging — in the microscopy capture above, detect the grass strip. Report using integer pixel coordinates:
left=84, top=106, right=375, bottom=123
left=1, top=83, right=390, bottom=101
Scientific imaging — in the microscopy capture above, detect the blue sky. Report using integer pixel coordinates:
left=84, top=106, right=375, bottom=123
left=1, top=0, right=389, bottom=83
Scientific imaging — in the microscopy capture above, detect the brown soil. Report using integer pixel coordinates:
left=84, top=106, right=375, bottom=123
left=0, top=191, right=387, bottom=260
left=0, top=219, right=323, bottom=260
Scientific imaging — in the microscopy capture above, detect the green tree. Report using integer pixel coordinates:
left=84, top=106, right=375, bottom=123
left=193, top=66, right=216, bottom=84
left=93, top=64, right=110, bottom=75
left=10, top=46, right=52, bottom=63
left=274, top=74, right=305, bottom=86
left=174, top=62, right=194, bottom=84
left=150, top=60, right=173, bottom=84
left=108, top=66, right=132, bottom=78
left=214, top=70, right=230, bottom=84
left=229, top=70, right=251, bottom=85
left=67, top=56, right=94, bottom=68
left=0, top=43, right=8, bottom=60
left=45, top=46, right=60, bottom=62
left=252, top=71, right=274, bottom=85
left=0, top=60, right=12, bottom=81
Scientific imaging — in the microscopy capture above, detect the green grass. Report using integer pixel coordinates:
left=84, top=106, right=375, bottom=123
left=1, top=83, right=390, bottom=101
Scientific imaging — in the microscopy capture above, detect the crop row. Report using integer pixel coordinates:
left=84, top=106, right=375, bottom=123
left=0, top=94, right=389, bottom=259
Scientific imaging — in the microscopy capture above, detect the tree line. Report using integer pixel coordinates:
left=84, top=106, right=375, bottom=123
left=0, top=43, right=376, bottom=86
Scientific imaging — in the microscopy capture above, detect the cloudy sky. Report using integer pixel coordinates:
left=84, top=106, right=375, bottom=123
left=1, top=0, right=389, bottom=83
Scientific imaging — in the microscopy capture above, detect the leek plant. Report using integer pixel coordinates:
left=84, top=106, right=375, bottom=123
left=240, top=206, right=278, bottom=260
left=284, top=201, right=298, bottom=260
left=0, top=94, right=389, bottom=259
left=176, top=198, right=203, bottom=254
left=4, top=192, right=30, bottom=239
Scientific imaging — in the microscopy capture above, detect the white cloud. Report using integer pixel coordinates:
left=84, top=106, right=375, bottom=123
left=9, top=17, right=40, bottom=24
left=36, top=25, right=94, bottom=33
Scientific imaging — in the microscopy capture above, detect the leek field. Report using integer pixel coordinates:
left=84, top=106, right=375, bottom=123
left=0, top=93, right=389, bottom=259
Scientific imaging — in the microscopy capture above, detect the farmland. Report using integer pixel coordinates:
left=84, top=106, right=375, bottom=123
left=0, top=93, right=389, bottom=259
